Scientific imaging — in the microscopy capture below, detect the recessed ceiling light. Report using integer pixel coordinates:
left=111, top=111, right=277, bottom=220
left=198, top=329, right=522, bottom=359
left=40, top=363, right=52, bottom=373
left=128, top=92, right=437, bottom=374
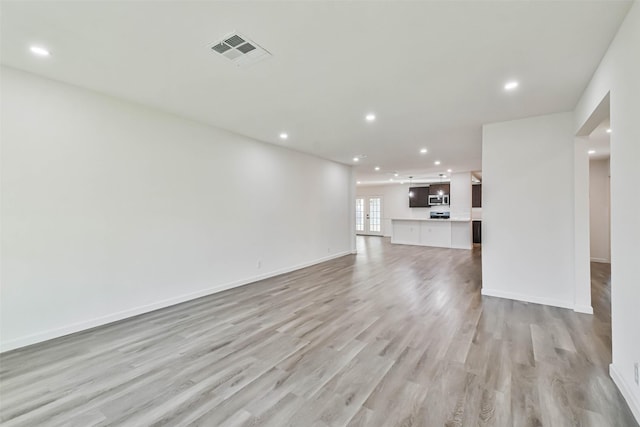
left=504, top=81, right=519, bottom=91
left=420, top=148, right=428, bottom=154
left=606, top=128, right=612, bottom=133
left=357, top=181, right=361, bottom=184
left=588, top=150, right=596, bottom=154
left=29, top=45, right=51, bottom=57
left=389, top=178, right=393, bottom=182
left=434, top=160, right=441, bottom=165
left=447, top=169, right=452, bottom=173
left=394, top=173, right=399, bottom=177
left=353, top=157, right=359, bottom=162
left=365, top=113, right=376, bottom=122
left=279, top=132, right=288, bottom=140
left=374, top=166, right=380, bottom=171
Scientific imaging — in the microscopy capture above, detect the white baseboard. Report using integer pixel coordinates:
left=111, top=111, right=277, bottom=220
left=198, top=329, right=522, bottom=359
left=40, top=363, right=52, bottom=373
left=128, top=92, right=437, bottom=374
left=355, top=233, right=391, bottom=238
left=450, top=243, right=473, bottom=250
left=590, top=257, right=611, bottom=263
left=573, top=304, right=594, bottom=314
left=0, top=251, right=353, bottom=353
left=610, top=363, right=640, bottom=423
left=481, top=288, right=574, bottom=310
left=481, top=288, right=592, bottom=314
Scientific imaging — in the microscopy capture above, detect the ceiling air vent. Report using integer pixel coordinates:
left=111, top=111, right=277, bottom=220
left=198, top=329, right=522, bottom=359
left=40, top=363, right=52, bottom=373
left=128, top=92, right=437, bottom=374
left=210, top=32, right=271, bottom=66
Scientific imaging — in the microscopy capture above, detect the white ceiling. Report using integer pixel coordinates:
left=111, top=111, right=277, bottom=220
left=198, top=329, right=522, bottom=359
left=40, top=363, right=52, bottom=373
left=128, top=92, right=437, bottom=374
left=0, top=1, right=631, bottom=184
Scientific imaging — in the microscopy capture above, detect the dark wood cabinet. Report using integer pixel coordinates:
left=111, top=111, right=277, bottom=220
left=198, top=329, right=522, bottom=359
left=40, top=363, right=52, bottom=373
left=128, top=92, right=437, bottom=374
left=409, top=186, right=430, bottom=208
left=428, top=183, right=450, bottom=196
left=473, top=220, right=482, bottom=244
left=472, top=184, right=482, bottom=208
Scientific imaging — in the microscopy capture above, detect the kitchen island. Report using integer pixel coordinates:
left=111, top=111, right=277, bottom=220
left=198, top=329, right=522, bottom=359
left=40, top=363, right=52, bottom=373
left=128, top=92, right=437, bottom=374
left=390, top=218, right=472, bottom=250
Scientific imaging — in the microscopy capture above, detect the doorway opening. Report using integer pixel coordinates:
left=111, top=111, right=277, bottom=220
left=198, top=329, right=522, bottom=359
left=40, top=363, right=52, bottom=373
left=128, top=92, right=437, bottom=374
left=575, top=92, right=612, bottom=358
left=587, top=114, right=612, bottom=323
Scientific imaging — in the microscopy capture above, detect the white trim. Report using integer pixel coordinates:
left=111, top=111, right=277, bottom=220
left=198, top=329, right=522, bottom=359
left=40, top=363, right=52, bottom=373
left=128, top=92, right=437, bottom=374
left=574, top=136, right=593, bottom=323
left=0, top=251, right=353, bottom=353
left=590, top=257, right=611, bottom=263
left=574, top=304, right=594, bottom=314
left=610, top=363, right=640, bottom=423
left=481, top=288, right=574, bottom=310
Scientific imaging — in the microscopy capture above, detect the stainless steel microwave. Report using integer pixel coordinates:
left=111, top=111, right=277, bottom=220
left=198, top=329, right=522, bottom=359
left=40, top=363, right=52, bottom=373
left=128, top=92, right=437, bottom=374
left=428, top=194, right=449, bottom=206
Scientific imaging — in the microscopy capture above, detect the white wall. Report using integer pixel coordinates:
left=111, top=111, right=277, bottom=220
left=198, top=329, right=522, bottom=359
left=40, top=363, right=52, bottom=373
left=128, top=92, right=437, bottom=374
left=573, top=137, right=592, bottom=314
left=357, top=184, right=431, bottom=236
left=482, top=112, right=577, bottom=309
left=449, top=172, right=472, bottom=219
left=574, top=2, right=640, bottom=420
left=589, top=158, right=611, bottom=263
left=357, top=183, right=453, bottom=237
left=0, top=67, right=353, bottom=351
left=356, top=174, right=470, bottom=237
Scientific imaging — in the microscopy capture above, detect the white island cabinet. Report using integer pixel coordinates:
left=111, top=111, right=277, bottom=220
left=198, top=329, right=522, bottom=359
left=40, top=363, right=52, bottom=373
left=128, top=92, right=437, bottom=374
left=390, top=218, right=472, bottom=250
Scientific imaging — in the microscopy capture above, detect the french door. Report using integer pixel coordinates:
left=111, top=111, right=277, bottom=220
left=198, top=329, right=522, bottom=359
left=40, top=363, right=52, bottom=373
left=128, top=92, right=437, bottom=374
left=355, top=196, right=383, bottom=235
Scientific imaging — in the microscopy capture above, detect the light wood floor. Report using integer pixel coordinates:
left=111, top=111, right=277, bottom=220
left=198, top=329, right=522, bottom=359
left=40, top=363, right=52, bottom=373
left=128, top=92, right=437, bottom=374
left=1, top=237, right=637, bottom=426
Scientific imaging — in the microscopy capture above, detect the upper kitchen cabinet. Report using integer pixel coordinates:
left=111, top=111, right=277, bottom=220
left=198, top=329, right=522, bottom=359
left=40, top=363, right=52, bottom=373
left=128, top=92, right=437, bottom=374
left=429, top=183, right=450, bottom=196
left=472, top=184, right=482, bottom=208
left=409, top=186, right=430, bottom=208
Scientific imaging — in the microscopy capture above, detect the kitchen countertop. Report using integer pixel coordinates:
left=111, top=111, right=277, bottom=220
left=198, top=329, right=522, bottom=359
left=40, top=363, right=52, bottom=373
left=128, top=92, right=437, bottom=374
left=391, top=217, right=473, bottom=249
